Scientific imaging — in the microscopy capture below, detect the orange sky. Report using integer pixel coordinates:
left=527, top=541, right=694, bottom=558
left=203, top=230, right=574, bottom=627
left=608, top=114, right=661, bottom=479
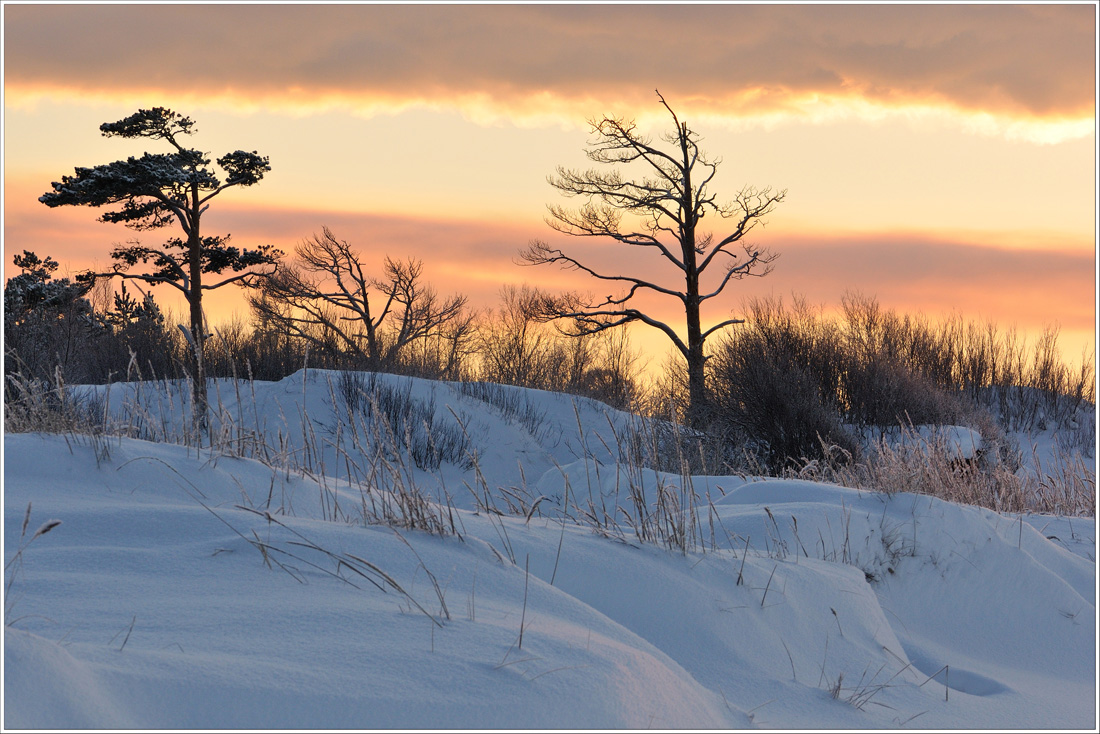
left=3, top=4, right=1096, bottom=367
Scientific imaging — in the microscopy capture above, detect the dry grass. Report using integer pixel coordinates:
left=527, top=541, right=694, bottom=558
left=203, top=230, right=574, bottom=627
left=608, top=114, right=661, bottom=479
left=4, top=370, right=100, bottom=435
left=6, top=369, right=466, bottom=537
left=1026, top=442, right=1096, bottom=517
left=7, top=364, right=1094, bottom=551
left=5, top=503, right=64, bottom=625
left=789, top=427, right=1095, bottom=517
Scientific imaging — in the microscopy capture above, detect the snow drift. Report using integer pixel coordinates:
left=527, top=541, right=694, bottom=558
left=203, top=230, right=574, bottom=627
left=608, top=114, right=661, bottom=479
left=3, top=371, right=1095, bottom=729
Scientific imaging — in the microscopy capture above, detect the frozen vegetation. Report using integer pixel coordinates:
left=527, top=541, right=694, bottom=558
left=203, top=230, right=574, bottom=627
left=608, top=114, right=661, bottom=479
left=3, top=370, right=1096, bottom=729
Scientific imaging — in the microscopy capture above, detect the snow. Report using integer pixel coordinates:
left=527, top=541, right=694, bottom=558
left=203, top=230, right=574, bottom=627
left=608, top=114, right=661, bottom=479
left=1014, top=425, right=1097, bottom=475
left=887, top=424, right=983, bottom=461
left=4, top=371, right=1096, bottom=729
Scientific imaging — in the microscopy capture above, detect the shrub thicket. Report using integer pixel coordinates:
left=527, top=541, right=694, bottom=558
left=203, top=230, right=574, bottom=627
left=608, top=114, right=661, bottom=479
left=5, top=251, right=1093, bottom=482
left=707, top=294, right=1093, bottom=473
left=707, top=297, right=862, bottom=471
left=3, top=253, right=644, bottom=413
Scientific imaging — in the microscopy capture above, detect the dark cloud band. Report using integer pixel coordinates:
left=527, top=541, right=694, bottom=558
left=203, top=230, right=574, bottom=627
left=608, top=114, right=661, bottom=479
left=5, top=5, right=1094, bottom=118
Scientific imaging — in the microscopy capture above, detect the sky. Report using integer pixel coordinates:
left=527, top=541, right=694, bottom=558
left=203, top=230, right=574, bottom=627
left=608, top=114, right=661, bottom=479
left=3, top=3, right=1096, bottom=368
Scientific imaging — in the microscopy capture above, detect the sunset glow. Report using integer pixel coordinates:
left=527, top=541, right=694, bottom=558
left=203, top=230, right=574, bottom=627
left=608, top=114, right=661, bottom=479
left=3, top=4, right=1095, bottom=367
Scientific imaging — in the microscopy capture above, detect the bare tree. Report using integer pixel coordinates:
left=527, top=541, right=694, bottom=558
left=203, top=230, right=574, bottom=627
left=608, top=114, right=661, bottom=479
left=520, top=91, right=785, bottom=426
left=249, top=227, right=468, bottom=372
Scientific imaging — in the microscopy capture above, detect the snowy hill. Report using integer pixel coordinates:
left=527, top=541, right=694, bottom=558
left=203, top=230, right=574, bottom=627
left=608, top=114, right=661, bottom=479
left=3, top=371, right=1096, bottom=729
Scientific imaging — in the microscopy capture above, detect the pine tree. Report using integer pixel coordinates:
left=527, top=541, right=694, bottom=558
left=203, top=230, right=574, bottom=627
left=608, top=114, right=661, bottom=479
left=40, top=108, right=282, bottom=430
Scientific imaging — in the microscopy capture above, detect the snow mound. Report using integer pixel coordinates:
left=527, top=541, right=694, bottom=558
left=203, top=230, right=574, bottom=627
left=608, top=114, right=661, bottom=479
left=4, top=375, right=1096, bottom=729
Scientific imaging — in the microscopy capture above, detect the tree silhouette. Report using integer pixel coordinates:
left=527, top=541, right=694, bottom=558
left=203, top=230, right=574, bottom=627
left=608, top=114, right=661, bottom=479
left=520, top=91, right=785, bottom=426
left=248, top=227, right=469, bottom=373
left=40, top=107, right=281, bottom=429
left=4, top=250, right=98, bottom=384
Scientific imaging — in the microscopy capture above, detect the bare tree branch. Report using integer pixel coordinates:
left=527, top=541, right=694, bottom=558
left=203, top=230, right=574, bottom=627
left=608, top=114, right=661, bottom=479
left=518, top=240, right=687, bottom=302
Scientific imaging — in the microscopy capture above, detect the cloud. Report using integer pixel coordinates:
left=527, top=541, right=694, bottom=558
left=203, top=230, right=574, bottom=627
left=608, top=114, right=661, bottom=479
left=5, top=4, right=1094, bottom=130
left=6, top=185, right=1093, bottom=341
left=766, top=232, right=1095, bottom=327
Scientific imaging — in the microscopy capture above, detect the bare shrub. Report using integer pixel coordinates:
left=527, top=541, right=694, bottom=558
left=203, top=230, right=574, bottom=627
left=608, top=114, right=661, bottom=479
left=477, top=284, right=561, bottom=389
left=248, top=228, right=469, bottom=375
left=338, top=371, right=471, bottom=472
left=707, top=296, right=862, bottom=472
left=703, top=292, right=1092, bottom=475
left=475, top=284, right=644, bottom=410
left=841, top=293, right=1094, bottom=439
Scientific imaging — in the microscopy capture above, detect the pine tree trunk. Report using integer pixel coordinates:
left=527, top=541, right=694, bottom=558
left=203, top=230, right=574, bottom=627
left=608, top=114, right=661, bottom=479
left=187, top=294, right=207, bottom=434
left=187, top=196, right=208, bottom=435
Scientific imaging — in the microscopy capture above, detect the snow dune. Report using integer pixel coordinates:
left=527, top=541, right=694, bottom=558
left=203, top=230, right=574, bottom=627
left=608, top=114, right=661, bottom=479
left=3, top=371, right=1095, bottom=729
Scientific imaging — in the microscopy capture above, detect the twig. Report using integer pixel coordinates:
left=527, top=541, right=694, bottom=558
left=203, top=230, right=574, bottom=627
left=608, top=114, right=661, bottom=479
left=519, top=554, right=530, bottom=649
left=761, top=564, right=777, bottom=607
left=118, top=615, right=136, bottom=652
left=737, top=535, right=750, bottom=585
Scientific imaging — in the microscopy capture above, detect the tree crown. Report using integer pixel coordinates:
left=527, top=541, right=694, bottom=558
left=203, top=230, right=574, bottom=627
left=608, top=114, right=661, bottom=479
left=40, top=107, right=270, bottom=233
left=38, top=108, right=280, bottom=293
left=4, top=250, right=94, bottom=326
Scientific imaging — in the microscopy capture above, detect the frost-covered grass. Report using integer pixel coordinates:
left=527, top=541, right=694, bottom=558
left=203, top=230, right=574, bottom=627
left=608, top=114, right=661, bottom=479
left=788, top=423, right=1095, bottom=518
left=3, top=371, right=1096, bottom=729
